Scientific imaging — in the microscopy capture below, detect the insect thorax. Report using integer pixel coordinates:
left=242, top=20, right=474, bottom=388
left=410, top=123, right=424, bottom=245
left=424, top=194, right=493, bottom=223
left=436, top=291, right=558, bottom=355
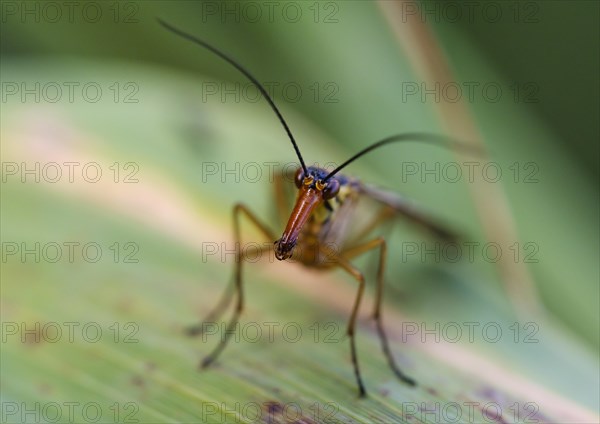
left=296, top=169, right=359, bottom=266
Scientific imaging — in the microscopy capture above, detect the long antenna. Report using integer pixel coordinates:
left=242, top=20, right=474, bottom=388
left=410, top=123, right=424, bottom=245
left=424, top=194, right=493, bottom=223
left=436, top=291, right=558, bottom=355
left=158, top=18, right=308, bottom=174
left=324, top=133, right=480, bottom=181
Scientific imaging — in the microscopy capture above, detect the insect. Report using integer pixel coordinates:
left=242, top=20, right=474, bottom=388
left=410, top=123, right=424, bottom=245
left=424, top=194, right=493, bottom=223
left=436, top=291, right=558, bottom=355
left=159, top=19, right=474, bottom=397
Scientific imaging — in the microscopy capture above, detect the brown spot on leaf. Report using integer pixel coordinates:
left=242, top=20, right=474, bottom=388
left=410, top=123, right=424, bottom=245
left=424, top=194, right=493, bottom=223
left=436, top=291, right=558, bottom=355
left=479, top=405, right=508, bottom=424
left=131, top=374, right=145, bottom=387
left=38, top=383, right=53, bottom=395
left=22, top=323, right=46, bottom=347
left=426, top=387, right=438, bottom=396
left=261, top=401, right=316, bottom=424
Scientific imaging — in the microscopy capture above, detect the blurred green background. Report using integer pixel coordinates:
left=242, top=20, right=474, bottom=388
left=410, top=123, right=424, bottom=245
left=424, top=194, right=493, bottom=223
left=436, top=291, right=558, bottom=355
left=2, top=1, right=598, bottom=422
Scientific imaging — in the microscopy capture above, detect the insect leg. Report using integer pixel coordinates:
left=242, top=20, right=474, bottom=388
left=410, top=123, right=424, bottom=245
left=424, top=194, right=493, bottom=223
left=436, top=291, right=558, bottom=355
left=189, top=175, right=290, bottom=337
left=198, top=203, right=277, bottom=369
left=341, top=238, right=417, bottom=387
left=328, top=252, right=368, bottom=397
left=186, top=276, right=235, bottom=336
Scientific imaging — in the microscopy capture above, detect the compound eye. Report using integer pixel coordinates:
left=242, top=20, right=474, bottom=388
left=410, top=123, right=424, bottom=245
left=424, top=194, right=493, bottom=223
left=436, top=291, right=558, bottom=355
left=322, top=179, right=340, bottom=200
left=294, top=168, right=304, bottom=188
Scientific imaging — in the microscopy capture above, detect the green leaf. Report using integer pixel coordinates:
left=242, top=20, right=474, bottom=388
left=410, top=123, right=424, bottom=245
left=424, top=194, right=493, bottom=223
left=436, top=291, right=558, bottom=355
left=2, top=1, right=598, bottom=423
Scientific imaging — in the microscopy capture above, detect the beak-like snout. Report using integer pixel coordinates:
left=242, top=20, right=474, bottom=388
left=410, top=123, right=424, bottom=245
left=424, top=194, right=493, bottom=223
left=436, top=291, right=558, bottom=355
left=274, top=187, right=322, bottom=261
